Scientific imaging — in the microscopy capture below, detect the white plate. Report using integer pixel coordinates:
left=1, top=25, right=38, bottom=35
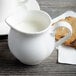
left=0, top=1, right=40, bottom=36
left=52, top=11, right=76, bottom=65
left=0, top=20, right=10, bottom=35
left=58, top=45, right=76, bottom=65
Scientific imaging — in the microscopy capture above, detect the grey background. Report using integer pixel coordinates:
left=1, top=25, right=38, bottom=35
left=37, top=0, right=76, bottom=18
left=0, top=0, right=76, bottom=76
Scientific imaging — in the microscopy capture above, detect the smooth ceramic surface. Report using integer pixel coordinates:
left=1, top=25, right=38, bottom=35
left=58, top=45, right=76, bottom=65
left=0, top=0, right=40, bottom=35
left=6, top=10, right=72, bottom=65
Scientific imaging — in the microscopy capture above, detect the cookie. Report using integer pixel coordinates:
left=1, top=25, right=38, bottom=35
left=53, top=16, right=76, bottom=48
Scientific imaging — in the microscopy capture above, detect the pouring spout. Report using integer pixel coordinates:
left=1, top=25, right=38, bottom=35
left=5, top=9, right=27, bottom=28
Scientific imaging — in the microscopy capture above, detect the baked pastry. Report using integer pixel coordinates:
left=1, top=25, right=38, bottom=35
left=53, top=16, right=76, bottom=48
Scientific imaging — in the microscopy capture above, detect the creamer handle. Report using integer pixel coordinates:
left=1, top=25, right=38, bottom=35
left=52, top=21, right=72, bottom=49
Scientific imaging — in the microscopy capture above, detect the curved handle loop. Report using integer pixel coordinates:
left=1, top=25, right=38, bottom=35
left=52, top=21, right=72, bottom=49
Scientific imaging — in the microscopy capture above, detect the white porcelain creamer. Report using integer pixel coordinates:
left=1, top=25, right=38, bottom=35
left=5, top=10, right=72, bottom=65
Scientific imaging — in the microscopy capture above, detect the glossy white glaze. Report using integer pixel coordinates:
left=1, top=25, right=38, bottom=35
left=6, top=10, right=72, bottom=65
left=8, top=29, right=55, bottom=65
